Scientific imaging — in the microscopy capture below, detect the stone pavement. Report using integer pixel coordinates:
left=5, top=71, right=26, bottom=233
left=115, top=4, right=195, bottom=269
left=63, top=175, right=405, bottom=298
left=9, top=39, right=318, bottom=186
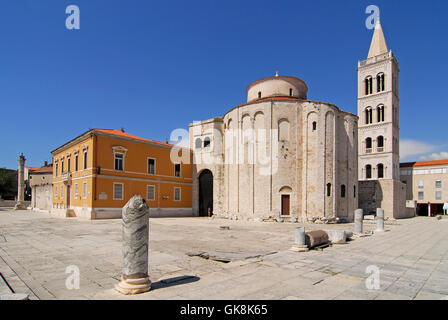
left=0, top=208, right=447, bottom=300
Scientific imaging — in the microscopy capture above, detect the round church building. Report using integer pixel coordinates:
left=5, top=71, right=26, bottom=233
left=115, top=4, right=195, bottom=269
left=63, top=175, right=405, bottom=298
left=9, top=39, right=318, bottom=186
left=189, top=74, right=358, bottom=222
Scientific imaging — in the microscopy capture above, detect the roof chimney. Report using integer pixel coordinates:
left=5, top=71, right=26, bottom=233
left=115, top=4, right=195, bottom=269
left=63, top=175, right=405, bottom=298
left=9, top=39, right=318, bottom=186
left=44, top=161, right=48, bottom=167
left=120, top=127, right=125, bottom=133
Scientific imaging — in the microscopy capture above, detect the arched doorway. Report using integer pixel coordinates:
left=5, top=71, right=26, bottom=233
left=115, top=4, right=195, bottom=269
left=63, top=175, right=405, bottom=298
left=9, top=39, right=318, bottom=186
left=199, top=170, right=213, bottom=217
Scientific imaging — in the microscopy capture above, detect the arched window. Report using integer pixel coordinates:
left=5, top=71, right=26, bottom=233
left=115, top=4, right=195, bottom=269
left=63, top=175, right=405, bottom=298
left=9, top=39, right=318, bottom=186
left=365, top=76, right=373, bottom=95
left=366, top=165, right=372, bottom=179
left=203, top=137, right=211, bottom=149
left=377, top=73, right=385, bottom=92
left=326, top=183, right=332, bottom=197
left=377, top=105, right=385, bottom=122
left=365, top=137, right=372, bottom=153
left=258, top=91, right=261, bottom=99
left=365, top=107, right=373, bottom=124
left=341, top=185, right=346, bottom=198
left=278, top=119, right=290, bottom=142
left=195, top=138, right=202, bottom=149
left=377, top=163, right=384, bottom=178
left=312, top=121, right=317, bottom=131
left=377, top=136, right=384, bottom=151
left=289, top=88, right=293, bottom=96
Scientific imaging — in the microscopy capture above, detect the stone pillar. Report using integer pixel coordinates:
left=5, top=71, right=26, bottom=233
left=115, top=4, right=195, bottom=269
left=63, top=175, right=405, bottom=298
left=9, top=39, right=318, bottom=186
left=14, top=153, right=27, bottom=210
left=354, top=209, right=363, bottom=234
left=115, top=195, right=151, bottom=295
left=375, top=208, right=385, bottom=232
left=290, top=227, right=308, bottom=252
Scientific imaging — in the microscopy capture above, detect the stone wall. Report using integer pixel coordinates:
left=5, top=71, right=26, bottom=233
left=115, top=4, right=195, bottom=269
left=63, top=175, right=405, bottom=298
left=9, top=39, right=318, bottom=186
left=358, top=179, right=411, bottom=219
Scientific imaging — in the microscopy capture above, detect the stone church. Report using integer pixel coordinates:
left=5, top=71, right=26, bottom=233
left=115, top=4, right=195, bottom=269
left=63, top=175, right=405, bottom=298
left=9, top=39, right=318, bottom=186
left=189, top=17, right=411, bottom=222
left=190, top=77, right=358, bottom=222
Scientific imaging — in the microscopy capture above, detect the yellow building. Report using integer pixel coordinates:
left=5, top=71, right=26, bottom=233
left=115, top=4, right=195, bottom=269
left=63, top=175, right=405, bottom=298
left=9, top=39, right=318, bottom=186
left=51, top=129, right=193, bottom=219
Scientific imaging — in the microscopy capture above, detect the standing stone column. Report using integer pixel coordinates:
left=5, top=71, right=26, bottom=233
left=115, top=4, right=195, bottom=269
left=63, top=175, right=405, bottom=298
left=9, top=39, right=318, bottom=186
left=115, top=195, right=151, bottom=295
left=375, top=208, right=385, bottom=232
left=354, top=209, right=363, bottom=234
left=290, top=227, right=308, bottom=252
left=14, top=153, right=27, bottom=210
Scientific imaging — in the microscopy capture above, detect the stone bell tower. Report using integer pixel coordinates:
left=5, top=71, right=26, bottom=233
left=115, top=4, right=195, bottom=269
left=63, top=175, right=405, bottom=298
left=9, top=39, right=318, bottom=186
left=357, top=17, right=410, bottom=219
left=357, top=18, right=400, bottom=181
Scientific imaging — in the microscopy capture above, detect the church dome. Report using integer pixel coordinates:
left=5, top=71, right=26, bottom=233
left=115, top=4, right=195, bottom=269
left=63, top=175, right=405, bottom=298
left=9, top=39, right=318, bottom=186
left=246, top=74, right=308, bottom=102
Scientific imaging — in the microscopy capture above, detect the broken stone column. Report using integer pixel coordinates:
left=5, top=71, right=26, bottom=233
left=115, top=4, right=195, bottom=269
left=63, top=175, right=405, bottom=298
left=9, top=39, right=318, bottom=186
left=354, top=209, right=363, bottom=234
left=290, top=227, right=308, bottom=252
left=115, top=195, right=151, bottom=295
left=305, top=230, right=329, bottom=248
left=14, top=153, right=27, bottom=210
left=375, top=208, right=385, bottom=232
left=324, top=230, right=347, bottom=244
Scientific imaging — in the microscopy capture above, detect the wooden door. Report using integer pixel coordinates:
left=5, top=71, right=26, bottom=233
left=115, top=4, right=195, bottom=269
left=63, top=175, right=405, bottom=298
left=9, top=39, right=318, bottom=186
left=281, top=195, right=290, bottom=216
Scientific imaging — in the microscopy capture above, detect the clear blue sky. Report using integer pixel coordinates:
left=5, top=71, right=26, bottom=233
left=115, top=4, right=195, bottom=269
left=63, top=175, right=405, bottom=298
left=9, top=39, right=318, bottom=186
left=1, top=0, right=447, bottom=169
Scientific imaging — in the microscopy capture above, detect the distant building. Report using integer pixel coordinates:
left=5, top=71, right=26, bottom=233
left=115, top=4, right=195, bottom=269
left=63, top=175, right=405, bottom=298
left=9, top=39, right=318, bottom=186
left=29, top=161, right=53, bottom=212
left=400, top=160, right=448, bottom=216
left=50, top=129, right=193, bottom=219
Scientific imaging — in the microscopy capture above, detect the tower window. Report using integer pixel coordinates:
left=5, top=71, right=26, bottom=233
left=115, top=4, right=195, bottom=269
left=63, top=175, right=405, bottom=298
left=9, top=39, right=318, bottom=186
left=365, top=137, right=372, bottom=152
left=365, top=107, right=373, bottom=124
left=341, top=185, right=346, bottom=198
left=377, top=163, right=384, bottom=178
left=366, top=165, right=372, bottom=179
left=377, top=105, right=385, bottom=122
left=377, top=73, right=385, bottom=92
left=289, top=88, right=293, bottom=96
left=377, top=136, right=384, bottom=151
left=326, top=183, right=331, bottom=197
left=258, top=91, right=261, bottom=99
left=312, top=121, right=317, bottom=131
left=365, top=76, right=373, bottom=95
left=354, top=185, right=356, bottom=198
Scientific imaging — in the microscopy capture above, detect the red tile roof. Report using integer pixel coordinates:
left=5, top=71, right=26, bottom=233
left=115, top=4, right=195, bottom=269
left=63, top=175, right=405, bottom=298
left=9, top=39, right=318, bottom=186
left=400, top=159, right=448, bottom=168
left=31, top=165, right=53, bottom=174
left=92, top=129, right=190, bottom=150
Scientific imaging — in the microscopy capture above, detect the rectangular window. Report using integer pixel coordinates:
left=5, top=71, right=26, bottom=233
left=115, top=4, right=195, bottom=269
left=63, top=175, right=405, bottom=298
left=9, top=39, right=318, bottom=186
left=436, top=191, right=442, bottom=201
left=174, top=187, right=181, bottom=201
left=114, top=183, right=123, bottom=200
left=55, top=163, right=58, bottom=177
left=83, top=182, right=87, bottom=199
left=61, top=185, right=64, bottom=199
left=436, top=180, right=442, bottom=189
left=418, top=180, right=424, bottom=189
left=114, top=153, right=124, bottom=171
left=84, top=151, right=88, bottom=169
left=418, top=192, right=424, bottom=201
left=174, top=164, right=181, bottom=177
left=75, top=155, right=79, bottom=171
left=148, top=158, right=156, bottom=174
left=55, top=186, right=58, bottom=198
left=61, top=159, right=64, bottom=173
left=74, top=183, right=78, bottom=199
left=147, top=185, right=155, bottom=201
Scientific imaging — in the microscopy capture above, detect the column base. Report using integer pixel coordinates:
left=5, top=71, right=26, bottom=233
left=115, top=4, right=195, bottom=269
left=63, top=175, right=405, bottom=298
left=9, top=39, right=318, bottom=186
left=290, top=245, right=309, bottom=252
left=14, top=203, right=27, bottom=210
left=115, top=277, right=151, bottom=295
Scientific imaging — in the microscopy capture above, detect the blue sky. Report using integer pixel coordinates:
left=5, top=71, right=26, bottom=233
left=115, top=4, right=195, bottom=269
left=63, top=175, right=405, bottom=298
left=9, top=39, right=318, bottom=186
left=1, top=0, right=447, bottom=169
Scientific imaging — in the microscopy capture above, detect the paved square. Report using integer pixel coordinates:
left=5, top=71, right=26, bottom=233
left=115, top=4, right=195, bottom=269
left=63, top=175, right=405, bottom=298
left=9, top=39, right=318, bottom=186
left=0, top=208, right=447, bottom=300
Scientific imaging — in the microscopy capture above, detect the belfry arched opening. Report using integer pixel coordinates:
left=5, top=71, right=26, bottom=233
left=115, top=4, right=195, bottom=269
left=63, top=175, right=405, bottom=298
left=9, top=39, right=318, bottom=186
left=199, top=170, right=213, bottom=217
